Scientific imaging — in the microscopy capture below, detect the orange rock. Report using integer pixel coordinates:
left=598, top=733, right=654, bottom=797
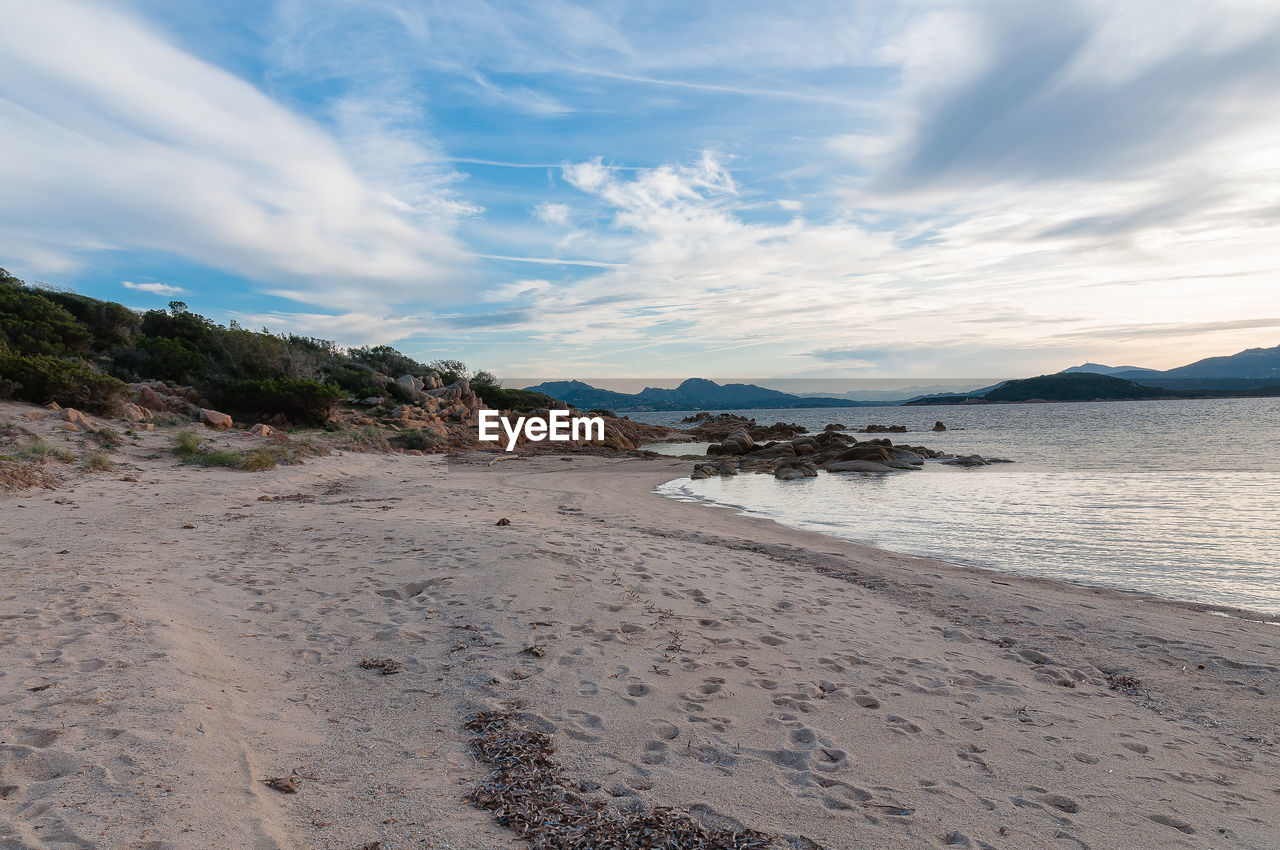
left=201, top=408, right=233, bottom=430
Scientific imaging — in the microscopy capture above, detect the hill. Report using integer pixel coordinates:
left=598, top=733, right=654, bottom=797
left=908, top=371, right=1280, bottom=405
left=1066, top=345, right=1280, bottom=390
left=0, top=269, right=552, bottom=421
left=523, top=377, right=887, bottom=411
left=1060, top=362, right=1155, bottom=376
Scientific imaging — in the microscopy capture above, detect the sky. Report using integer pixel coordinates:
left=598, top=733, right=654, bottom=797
left=2, top=0, right=1279, bottom=385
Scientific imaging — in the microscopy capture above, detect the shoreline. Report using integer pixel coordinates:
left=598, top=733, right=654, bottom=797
left=654, top=469, right=1280, bottom=625
left=2, top=445, right=1277, bottom=848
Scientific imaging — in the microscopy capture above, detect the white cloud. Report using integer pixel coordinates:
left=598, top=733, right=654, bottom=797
left=122, top=281, right=185, bottom=296
left=0, top=0, right=470, bottom=305
left=533, top=202, right=572, bottom=226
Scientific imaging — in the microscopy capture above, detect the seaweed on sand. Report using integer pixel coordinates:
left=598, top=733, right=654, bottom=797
left=465, top=710, right=780, bottom=849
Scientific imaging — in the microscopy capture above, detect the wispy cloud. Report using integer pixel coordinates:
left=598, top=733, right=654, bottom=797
left=122, top=281, right=185, bottom=296
left=0, top=0, right=470, bottom=306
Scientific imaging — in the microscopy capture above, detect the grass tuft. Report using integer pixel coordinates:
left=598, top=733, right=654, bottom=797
left=84, top=453, right=115, bottom=472
left=172, top=430, right=202, bottom=458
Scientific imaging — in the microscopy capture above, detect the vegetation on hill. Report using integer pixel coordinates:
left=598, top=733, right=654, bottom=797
left=0, top=269, right=548, bottom=421
left=983, top=373, right=1166, bottom=402
left=908, top=371, right=1280, bottom=405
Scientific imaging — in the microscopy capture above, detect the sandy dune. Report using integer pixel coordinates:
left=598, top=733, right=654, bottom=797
left=2, top=422, right=1278, bottom=848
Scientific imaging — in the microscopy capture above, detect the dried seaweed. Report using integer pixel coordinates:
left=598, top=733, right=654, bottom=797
left=465, top=710, right=777, bottom=849
left=359, top=658, right=402, bottom=675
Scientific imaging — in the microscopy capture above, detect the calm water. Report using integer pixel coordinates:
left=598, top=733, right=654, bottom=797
left=633, top=398, right=1280, bottom=615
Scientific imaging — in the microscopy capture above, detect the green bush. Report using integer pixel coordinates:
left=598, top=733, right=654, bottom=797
left=473, top=383, right=556, bottom=412
left=0, top=279, right=92, bottom=357
left=0, top=353, right=127, bottom=413
left=216, top=377, right=343, bottom=426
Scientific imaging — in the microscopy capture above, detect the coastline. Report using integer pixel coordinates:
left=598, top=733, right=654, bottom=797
left=2, top=447, right=1277, bottom=848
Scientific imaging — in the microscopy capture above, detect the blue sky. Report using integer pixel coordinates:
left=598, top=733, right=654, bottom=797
left=2, top=0, right=1279, bottom=384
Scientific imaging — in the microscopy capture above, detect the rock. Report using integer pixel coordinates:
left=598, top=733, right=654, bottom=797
left=713, top=427, right=754, bottom=456
left=136, top=385, right=168, bottom=412
left=21, top=410, right=46, bottom=421
left=823, top=459, right=899, bottom=473
left=942, top=455, right=988, bottom=468
left=858, top=424, right=907, bottom=433
left=774, top=461, right=817, bottom=481
left=200, top=408, right=233, bottom=430
left=388, top=404, right=414, bottom=421
left=397, top=374, right=425, bottom=394
left=823, top=423, right=846, bottom=431
left=357, top=396, right=384, bottom=406
left=118, top=402, right=152, bottom=422
left=249, top=423, right=288, bottom=440
left=60, top=408, right=92, bottom=427
left=56, top=422, right=83, bottom=432
left=932, top=420, right=947, bottom=431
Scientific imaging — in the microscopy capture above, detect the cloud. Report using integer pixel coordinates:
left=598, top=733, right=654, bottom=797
left=230, top=310, right=432, bottom=347
left=122, top=281, right=185, bottom=296
left=533, top=202, right=572, bottom=226
left=0, top=0, right=470, bottom=305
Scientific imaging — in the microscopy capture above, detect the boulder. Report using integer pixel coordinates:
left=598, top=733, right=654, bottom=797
left=201, top=408, right=233, bottom=430
left=823, top=459, right=899, bottom=474
left=932, top=420, right=947, bottom=432
left=397, top=374, right=425, bottom=394
left=21, top=409, right=46, bottom=421
left=119, top=402, right=152, bottom=422
left=60, top=407, right=92, bottom=427
left=249, top=423, right=288, bottom=441
left=715, top=427, right=754, bottom=456
left=774, top=461, right=817, bottom=481
left=858, top=424, right=907, bottom=433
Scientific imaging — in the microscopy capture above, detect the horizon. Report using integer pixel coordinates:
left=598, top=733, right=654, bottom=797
left=3, top=1, right=1280, bottom=378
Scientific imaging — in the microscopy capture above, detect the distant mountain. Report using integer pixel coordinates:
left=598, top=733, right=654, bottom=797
left=522, top=378, right=891, bottom=411
left=794, top=383, right=992, bottom=402
left=1120, top=343, right=1280, bottom=382
left=1062, top=344, right=1280, bottom=390
left=1061, top=362, right=1155, bottom=376
left=908, top=371, right=1280, bottom=405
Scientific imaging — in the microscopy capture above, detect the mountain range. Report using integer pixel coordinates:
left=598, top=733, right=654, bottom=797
left=521, top=378, right=889, bottom=412
left=524, top=343, right=1280, bottom=411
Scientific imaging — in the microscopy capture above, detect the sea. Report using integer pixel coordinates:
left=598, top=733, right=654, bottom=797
left=631, top=397, right=1280, bottom=616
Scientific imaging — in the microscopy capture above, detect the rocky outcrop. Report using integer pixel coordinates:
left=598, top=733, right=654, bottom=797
left=858, top=424, right=907, bottom=433
left=685, top=429, right=999, bottom=480
left=249, top=423, right=288, bottom=440
left=681, top=413, right=806, bottom=442
left=56, top=408, right=97, bottom=432
left=201, top=408, right=233, bottom=430
left=709, top=427, right=754, bottom=456
left=932, top=420, right=947, bottom=431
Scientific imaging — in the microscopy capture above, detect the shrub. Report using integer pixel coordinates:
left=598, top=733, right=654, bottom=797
left=473, top=383, right=556, bottom=412
left=0, top=279, right=92, bottom=357
left=239, top=448, right=279, bottom=471
left=172, top=430, right=203, bottom=458
left=216, top=377, right=343, bottom=426
left=84, top=453, right=115, bottom=471
left=0, top=354, right=127, bottom=413
left=16, top=438, right=53, bottom=460
left=392, top=428, right=442, bottom=452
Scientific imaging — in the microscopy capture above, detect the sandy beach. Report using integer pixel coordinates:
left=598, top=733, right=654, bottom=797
left=2, top=414, right=1279, bottom=849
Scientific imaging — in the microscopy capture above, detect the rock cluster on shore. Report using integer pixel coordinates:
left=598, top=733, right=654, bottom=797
left=689, top=425, right=1008, bottom=480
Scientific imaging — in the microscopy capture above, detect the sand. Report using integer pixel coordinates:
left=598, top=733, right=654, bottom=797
left=2, top=407, right=1278, bottom=848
